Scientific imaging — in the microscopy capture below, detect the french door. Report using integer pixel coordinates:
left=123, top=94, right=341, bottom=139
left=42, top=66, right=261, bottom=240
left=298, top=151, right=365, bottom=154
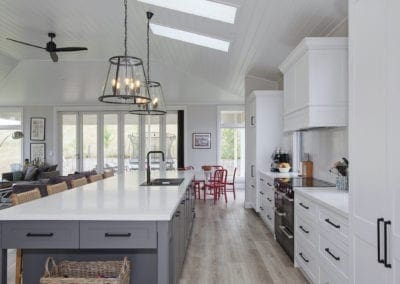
left=59, top=111, right=180, bottom=175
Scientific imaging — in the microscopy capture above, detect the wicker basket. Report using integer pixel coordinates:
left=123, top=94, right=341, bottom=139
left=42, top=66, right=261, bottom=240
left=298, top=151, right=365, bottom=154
left=40, top=257, right=130, bottom=284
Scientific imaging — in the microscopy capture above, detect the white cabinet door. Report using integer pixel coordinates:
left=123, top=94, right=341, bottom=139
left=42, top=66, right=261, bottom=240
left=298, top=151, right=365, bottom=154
left=387, top=0, right=400, bottom=282
left=294, top=53, right=309, bottom=110
left=245, top=99, right=256, bottom=208
left=349, top=0, right=392, bottom=282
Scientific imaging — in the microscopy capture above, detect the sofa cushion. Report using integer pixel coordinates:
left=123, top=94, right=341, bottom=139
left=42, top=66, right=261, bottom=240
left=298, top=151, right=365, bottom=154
left=74, top=170, right=97, bottom=178
left=48, top=164, right=58, bottom=172
left=12, top=180, right=49, bottom=197
left=12, top=171, right=24, bottom=181
left=50, top=174, right=85, bottom=189
left=24, top=166, right=38, bottom=181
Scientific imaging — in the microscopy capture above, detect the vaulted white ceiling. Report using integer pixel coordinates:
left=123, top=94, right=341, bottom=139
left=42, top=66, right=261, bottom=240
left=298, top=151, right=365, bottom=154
left=0, top=0, right=347, bottom=106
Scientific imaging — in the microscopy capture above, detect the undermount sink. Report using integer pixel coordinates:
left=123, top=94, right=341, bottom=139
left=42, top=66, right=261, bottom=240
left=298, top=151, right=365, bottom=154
left=141, top=178, right=184, bottom=186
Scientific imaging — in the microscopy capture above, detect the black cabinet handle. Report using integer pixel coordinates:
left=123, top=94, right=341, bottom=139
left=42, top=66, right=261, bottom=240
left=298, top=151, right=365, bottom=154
left=384, top=220, right=392, bottom=268
left=26, top=233, right=54, bottom=237
left=325, top=248, right=340, bottom=261
left=260, top=178, right=265, bottom=182
left=299, top=225, right=309, bottom=234
left=251, top=165, right=254, bottom=177
left=299, top=252, right=309, bottom=263
left=259, top=206, right=264, bottom=211
left=181, top=200, right=185, bottom=204
left=105, top=233, right=132, bottom=238
left=251, top=185, right=255, bottom=188
left=267, top=183, right=273, bottom=187
left=250, top=116, right=255, bottom=126
left=259, top=191, right=264, bottom=195
left=299, top=202, right=309, bottom=210
left=325, top=218, right=340, bottom=229
left=267, top=197, right=272, bottom=202
left=267, top=214, right=272, bottom=220
left=377, top=218, right=384, bottom=264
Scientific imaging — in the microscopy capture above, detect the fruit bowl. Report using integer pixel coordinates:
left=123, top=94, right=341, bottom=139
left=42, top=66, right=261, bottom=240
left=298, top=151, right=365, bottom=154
left=278, top=167, right=290, bottom=173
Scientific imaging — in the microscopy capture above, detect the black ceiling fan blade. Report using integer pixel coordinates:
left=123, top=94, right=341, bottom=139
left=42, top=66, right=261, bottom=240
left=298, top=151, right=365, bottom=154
left=6, top=38, right=45, bottom=50
left=55, top=47, right=88, bottom=52
left=49, top=52, right=58, bottom=62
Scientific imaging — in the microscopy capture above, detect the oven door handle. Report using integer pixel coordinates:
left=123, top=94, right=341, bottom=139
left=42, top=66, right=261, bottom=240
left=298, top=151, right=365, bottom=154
left=274, top=208, right=286, bottom=217
left=279, top=225, right=294, bottom=239
left=283, top=195, right=294, bottom=202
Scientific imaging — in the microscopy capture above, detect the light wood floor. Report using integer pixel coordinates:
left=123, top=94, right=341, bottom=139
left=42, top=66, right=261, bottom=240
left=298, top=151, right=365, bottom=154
left=180, top=190, right=307, bottom=284
left=6, top=190, right=307, bottom=284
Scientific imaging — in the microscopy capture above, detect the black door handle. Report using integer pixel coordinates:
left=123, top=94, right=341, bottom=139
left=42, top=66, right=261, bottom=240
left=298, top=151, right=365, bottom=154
left=105, top=233, right=132, bottom=238
left=377, top=218, right=384, bottom=264
left=299, top=202, right=309, bottom=210
left=299, top=252, right=309, bottom=263
left=384, top=220, right=392, bottom=268
left=26, top=233, right=54, bottom=237
left=325, top=248, right=340, bottom=261
left=299, top=225, right=309, bottom=234
left=325, top=218, right=340, bottom=229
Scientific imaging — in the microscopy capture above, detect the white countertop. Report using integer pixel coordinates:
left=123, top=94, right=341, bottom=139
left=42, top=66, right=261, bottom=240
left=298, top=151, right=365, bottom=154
left=294, top=187, right=349, bottom=217
left=259, top=169, right=300, bottom=179
left=0, top=171, right=194, bottom=221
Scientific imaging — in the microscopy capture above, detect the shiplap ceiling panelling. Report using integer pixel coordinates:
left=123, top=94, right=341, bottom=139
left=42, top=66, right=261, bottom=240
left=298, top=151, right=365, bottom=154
left=0, top=0, right=347, bottom=105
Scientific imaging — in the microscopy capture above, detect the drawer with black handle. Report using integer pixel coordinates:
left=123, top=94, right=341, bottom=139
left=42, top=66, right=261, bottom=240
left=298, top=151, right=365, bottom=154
left=295, top=194, right=317, bottom=223
left=319, top=232, right=349, bottom=276
left=2, top=221, right=79, bottom=249
left=295, top=240, right=317, bottom=282
left=295, top=214, right=317, bottom=249
left=319, top=206, right=348, bottom=245
left=79, top=221, right=157, bottom=249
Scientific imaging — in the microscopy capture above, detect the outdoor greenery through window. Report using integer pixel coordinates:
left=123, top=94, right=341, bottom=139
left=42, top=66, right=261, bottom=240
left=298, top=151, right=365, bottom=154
left=219, top=109, right=245, bottom=179
left=0, top=110, right=22, bottom=175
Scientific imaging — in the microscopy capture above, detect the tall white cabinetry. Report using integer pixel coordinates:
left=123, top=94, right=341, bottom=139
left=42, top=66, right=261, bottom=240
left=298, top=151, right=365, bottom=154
left=245, top=91, right=283, bottom=210
left=279, top=37, right=348, bottom=132
left=349, top=0, right=400, bottom=283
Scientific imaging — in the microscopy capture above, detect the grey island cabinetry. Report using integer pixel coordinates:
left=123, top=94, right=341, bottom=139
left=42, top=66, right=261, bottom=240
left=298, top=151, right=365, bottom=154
left=0, top=171, right=195, bottom=284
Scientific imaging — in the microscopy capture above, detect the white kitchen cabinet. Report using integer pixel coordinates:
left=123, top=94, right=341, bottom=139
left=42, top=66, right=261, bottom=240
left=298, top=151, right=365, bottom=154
left=244, top=91, right=283, bottom=210
left=349, top=0, right=400, bottom=283
left=279, top=37, right=348, bottom=132
left=294, top=190, right=349, bottom=283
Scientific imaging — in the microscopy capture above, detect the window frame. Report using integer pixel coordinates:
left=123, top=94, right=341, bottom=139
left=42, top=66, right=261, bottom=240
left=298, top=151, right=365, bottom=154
left=0, top=107, right=24, bottom=169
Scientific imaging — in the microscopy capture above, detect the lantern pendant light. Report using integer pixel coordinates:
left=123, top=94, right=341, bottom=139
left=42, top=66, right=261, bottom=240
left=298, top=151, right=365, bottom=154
left=129, top=11, right=167, bottom=115
left=98, top=0, right=151, bottom=105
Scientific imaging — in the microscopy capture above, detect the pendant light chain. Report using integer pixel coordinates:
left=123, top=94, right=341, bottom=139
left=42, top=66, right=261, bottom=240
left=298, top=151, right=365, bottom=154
left=146, top=13, right=151, bottom=82
left=124, top=0, right=128, bottom=57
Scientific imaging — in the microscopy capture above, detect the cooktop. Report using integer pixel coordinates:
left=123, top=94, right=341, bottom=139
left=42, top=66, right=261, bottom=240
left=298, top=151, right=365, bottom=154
left=291, top=177, right=334, bottom=188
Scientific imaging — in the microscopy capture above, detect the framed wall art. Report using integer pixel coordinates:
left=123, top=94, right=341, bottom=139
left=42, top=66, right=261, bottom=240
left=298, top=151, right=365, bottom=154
left=30, top=117, right=46, bottom=141
left=192, top=133, right=211, bottom=149
left=30, top=143, right=46, bottom=162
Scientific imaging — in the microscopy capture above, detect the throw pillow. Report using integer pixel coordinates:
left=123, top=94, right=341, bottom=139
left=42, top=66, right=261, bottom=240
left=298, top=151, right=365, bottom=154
left=24, top=166, right=38, bottom=181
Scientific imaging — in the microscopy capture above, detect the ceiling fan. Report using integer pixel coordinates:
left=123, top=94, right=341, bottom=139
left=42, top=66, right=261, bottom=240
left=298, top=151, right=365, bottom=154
left=6, top=32, right=88, bottom=62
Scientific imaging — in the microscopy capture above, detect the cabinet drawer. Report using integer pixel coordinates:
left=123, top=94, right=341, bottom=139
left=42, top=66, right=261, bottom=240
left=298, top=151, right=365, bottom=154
left=295, top=214, right=317, bottom=249
left=80, top=221, right=157, bottom=249
left=319, top=260, right=349, bottom=284
left=319, top=206, right=348, bottom=245
left=295, top=194, right=317, bottom=222
left=2, top=221, right=79, bottom=249
left=319, top=233, right=349, bottom=276
left=295, top=240, right=317, bottom=282
left=265, top=188, right=274, bottom=205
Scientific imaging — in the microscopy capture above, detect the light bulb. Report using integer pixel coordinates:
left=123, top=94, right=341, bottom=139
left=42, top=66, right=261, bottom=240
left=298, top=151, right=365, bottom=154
left=116, top=82, right=121, bottom=89
left=111, top=78, right=116, bottom=86
left=130, top=82, right=134, bottom=89
left=135, top=80, right=141, bottom=88
left=125, top=78, right=130, bottom=85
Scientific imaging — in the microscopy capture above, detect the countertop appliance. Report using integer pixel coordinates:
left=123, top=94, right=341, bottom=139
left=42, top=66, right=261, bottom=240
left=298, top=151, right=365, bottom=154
left=270, top=150, right=290, bottom=172
left=274, top=177, right=334, bottom=261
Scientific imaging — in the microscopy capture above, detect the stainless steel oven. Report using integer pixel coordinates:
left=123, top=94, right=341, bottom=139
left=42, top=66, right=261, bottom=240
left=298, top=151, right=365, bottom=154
left=274, top=187, right=294, bottom=261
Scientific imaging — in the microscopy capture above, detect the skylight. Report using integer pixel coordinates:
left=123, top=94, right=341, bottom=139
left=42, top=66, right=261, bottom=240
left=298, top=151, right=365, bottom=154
left=137, top=0, right=237, bottom=24
left=150, top=23, right=230, bottom=52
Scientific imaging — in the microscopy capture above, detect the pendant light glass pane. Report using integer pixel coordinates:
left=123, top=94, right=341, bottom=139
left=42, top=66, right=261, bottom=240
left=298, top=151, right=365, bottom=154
left=99, top=56, right=151, bottom=104
left=129, top=81, right=167, bottom=115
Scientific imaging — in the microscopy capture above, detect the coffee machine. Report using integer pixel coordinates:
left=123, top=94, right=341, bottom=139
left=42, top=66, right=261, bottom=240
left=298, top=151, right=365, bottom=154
left=270, top=149, right=290, bottom=172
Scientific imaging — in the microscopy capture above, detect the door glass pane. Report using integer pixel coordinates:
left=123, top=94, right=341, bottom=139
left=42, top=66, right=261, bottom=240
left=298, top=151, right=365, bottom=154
left=166, top=112, right=178, bottom=170
left=104, top=114, right=119, bottom=171
left=62, top=114, right=77, bottom=175
left=124, top=114, right=140, bottom=171
left=145, top=116, right=161, bottom=169
left=220, top=128, right=245, bottom=178
left=82, top=114, right=98, bottom=171
left=0, top=111, right=22, bottom=174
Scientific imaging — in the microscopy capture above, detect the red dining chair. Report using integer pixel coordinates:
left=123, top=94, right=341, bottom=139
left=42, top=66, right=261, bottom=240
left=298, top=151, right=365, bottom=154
left=226, top=167, right=237, bottom=200
left=203, top=169, right=227, bottom=204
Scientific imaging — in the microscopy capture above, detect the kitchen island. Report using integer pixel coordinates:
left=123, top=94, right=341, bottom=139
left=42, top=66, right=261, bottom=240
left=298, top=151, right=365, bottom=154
left=0, top=170, right=195, bottom=284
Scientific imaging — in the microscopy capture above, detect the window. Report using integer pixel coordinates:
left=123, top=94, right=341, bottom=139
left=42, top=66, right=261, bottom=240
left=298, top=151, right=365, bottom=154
left=58, top=109, right=183, bottom=175
left=166, top=112, right=178, bottom=170
left=218, top=107, right=245, bottom=180
left=0, top=110, right=23, bottom=174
